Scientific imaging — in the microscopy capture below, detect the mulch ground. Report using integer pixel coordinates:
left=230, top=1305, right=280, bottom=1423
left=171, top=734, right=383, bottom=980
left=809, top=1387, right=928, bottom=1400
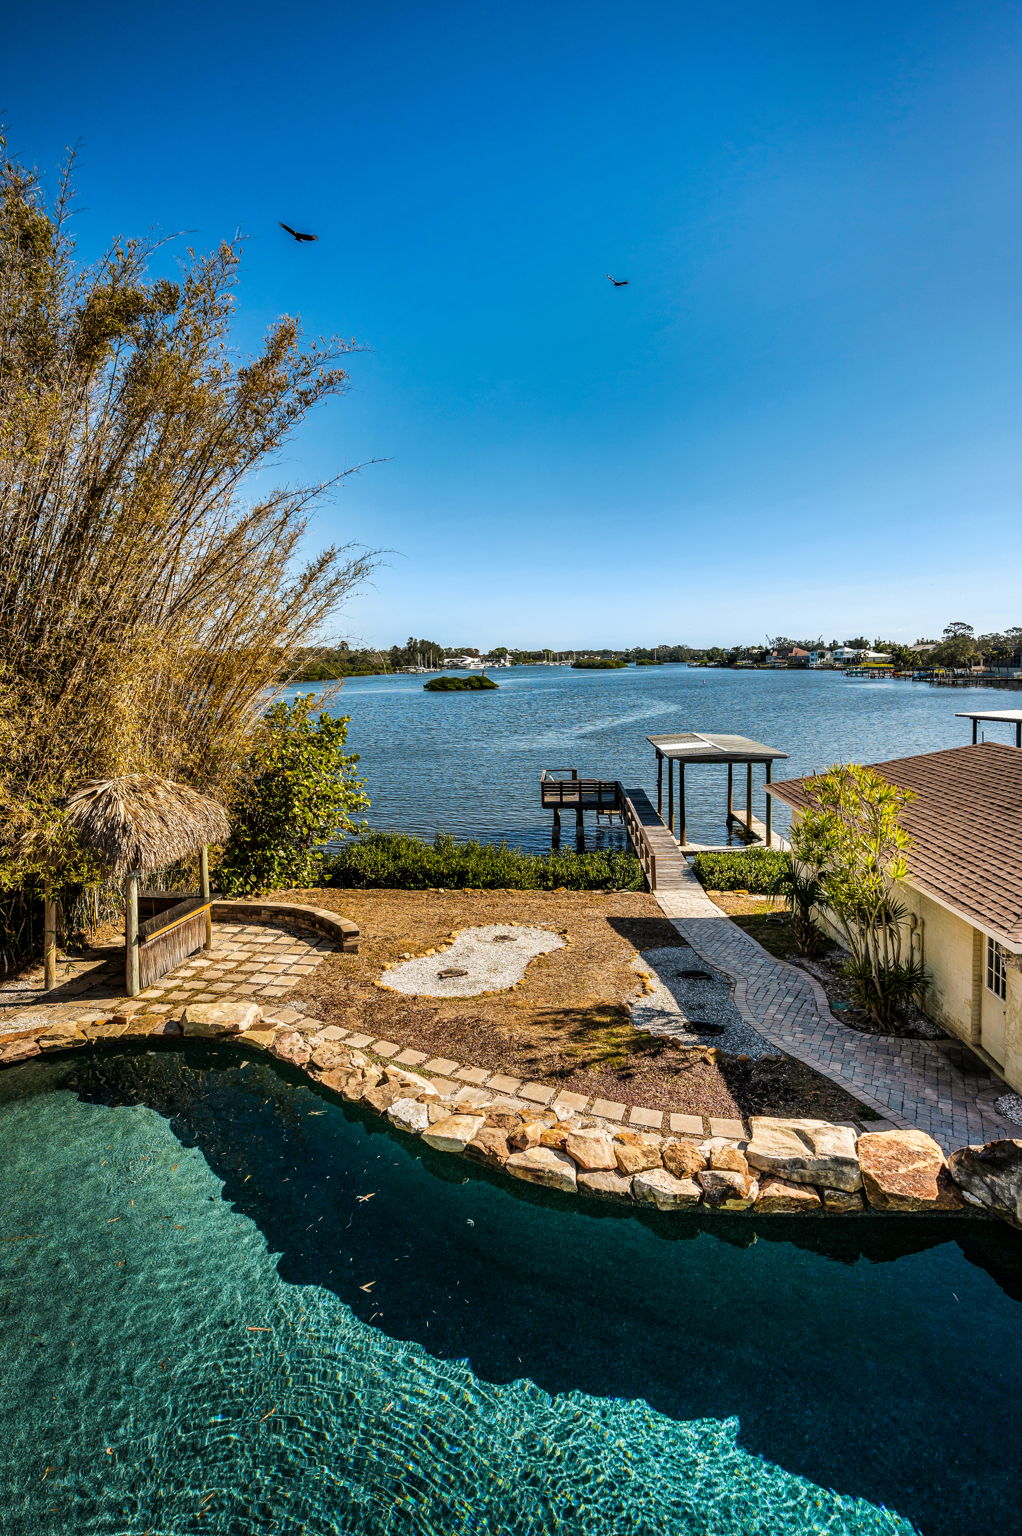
left=279, top=886, right=873, bottom=1122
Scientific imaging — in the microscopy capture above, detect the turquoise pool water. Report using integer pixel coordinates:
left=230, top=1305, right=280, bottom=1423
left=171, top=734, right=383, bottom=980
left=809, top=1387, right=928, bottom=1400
left=1, top=1043, right=1020, bottom=1536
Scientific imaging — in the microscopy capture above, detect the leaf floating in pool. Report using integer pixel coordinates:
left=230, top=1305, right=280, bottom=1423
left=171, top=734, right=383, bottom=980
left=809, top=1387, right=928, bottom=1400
left=356, top=1193, right=376, bottom=1203
left=246, top=1326, right=271, bottom=1332
left=360, top=1281, right=376, bottom=1292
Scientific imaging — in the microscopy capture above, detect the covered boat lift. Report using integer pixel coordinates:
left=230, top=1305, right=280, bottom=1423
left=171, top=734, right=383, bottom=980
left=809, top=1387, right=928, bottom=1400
left=646, top=732, right=789, bottom=851
left=956, top=709, right=1022, bottom=748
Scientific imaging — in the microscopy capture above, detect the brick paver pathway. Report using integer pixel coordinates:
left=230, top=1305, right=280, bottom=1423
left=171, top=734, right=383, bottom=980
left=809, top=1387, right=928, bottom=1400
left=655, top=865, right=1018, bottom=1151
left=0, top=920, right=332, bottom=1034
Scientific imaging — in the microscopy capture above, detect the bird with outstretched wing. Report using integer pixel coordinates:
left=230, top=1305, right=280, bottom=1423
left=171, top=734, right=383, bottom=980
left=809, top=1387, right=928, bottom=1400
left=605, top=274, right=629, bottom=286
left=280, top=222, right=318, bottom=242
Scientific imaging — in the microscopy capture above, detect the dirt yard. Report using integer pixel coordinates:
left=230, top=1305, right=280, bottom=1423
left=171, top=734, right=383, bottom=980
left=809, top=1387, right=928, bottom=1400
left=281, top=886, right=874, bottom=1121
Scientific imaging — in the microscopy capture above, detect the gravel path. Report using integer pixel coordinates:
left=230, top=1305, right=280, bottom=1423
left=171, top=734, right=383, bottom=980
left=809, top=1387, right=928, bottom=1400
left=380, top=925, right=565, bottom=998
left=630, top=946, right=774, bottom=1059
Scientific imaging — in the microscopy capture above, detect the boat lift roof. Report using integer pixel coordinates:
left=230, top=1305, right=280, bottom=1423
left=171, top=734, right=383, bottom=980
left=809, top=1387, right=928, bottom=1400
left=646, top=731, right=789, bottom=764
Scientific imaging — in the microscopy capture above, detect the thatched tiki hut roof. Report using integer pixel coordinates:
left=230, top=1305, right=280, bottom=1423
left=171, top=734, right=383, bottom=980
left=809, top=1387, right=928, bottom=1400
left=63, top=774, right=231, bottom=878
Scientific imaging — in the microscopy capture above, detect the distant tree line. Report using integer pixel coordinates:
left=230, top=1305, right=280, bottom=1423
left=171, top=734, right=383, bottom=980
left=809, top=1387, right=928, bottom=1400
left=289, top=622, right=1022, bottom=681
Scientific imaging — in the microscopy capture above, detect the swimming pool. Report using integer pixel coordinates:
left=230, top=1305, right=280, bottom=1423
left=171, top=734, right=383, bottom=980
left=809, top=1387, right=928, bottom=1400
left=1, top=1041, right=1019, bottom=1536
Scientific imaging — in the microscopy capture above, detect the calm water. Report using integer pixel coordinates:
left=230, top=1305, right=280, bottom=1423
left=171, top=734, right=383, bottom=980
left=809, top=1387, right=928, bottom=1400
left=304, top=666, right=1018, bottom=851
left=1, top=1042, right=1020, bottom=1536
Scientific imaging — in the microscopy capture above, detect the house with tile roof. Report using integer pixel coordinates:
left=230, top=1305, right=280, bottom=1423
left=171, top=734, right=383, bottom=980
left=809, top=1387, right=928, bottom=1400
left=767, top=741, right=1022, bottom=1096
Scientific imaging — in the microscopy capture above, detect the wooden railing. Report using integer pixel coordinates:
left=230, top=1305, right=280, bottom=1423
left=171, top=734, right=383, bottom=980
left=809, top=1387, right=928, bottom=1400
left=137, top=892, right=211, bottom=990
left=540, top=769, right=622, bottom=810
left=620, top=788, right=691, bottom=892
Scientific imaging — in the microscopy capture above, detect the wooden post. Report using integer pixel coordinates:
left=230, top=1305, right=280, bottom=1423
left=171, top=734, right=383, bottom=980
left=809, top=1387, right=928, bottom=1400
left=552, top=807, right=561, bottom=849
left=765, top=761, right=773, bottom=848
left=726, top=762, right=733, bottom=821
left=43, top=895, right=58, bottom=992
left=667, top=756, right=674, bottom=834
left=1017, top=720, right=1021, bottom=749
left=199, top=844, right=213, bottom=950
left=125, top=872, right=140, bottom=997
left=972, top=718, right=978, bottom=744
left=678, top=762, right=686, bottom=849
left=656, top=751, right=663, bottom=816
left=746, top=762, right=753, bottom=843
left=575, top=805, right=585, bottom=850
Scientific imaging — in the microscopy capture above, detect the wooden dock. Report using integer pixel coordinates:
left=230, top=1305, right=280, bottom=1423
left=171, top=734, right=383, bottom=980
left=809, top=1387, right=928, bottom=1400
left=620, top=788, right=692, bottom=891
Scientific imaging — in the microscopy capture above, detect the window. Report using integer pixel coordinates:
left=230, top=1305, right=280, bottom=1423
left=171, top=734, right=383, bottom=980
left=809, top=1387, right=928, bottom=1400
left=986, top=938, right=1008, bottom=1001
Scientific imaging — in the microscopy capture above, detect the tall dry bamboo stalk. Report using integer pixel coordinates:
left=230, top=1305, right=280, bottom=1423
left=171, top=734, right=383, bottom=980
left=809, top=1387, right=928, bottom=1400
left=0, top=139, right=375, bottom=893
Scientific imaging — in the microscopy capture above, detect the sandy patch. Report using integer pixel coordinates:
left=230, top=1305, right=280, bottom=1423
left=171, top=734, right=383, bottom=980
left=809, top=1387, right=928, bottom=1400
left=380, top=924, right=565, bottom=998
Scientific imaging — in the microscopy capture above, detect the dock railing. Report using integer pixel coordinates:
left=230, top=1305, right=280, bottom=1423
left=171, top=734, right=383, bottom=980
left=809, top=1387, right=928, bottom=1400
left=621, top=787, right=691, bottom=892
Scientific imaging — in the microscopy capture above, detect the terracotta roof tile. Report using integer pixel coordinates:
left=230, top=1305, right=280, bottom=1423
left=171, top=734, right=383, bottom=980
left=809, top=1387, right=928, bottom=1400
left=767, top=742, right=1022, bottom=946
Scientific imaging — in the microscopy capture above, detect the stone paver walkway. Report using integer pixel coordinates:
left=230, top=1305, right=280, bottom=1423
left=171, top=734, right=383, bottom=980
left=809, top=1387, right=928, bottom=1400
left=655, top=865, right=1019, bottom=1151
left=0, top=920, right=332, bottom=1035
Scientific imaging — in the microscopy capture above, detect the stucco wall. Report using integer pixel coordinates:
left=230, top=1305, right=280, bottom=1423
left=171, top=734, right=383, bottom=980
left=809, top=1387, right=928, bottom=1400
left=818, top=879, right=1022, bottom=1094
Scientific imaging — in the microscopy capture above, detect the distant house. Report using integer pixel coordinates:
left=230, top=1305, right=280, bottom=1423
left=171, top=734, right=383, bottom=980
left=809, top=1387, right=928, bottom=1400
left=767, top=742, right=1022, bottom=1093
left=767, top=646, right=811, bottom=667
left=832, top=647, right=891, bottom=664
left=910, top=642, right=938, bottom=656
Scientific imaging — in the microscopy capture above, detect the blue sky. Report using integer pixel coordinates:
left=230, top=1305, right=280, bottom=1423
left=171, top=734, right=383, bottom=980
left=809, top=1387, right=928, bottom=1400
left=8, top=1, right=1022, bottom=647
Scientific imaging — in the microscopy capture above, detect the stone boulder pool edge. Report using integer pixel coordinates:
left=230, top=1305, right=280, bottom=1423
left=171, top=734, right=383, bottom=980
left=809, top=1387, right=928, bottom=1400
left=2, top=1000, right=1017, bottom=1228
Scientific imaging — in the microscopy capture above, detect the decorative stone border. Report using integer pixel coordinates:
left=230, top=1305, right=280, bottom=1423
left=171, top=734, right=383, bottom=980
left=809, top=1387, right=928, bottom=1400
left=210, top=900, right=359, bottom=952
left=2, top=1000, right=1013, bottom=1225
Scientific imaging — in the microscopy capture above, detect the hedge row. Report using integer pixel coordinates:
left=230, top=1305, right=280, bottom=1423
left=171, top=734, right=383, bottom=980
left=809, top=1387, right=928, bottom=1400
left=323, top=832, right=646, bottom=891
left=691, top=847, right=787, bottom=893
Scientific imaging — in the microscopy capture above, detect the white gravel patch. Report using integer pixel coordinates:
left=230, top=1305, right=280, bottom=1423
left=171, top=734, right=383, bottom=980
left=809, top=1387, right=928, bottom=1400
left=380, top=925, right=564, bottom=998
left=994, top=1092, right=1022, bottom=1127
left=630, top=946, right=774, bottom=1059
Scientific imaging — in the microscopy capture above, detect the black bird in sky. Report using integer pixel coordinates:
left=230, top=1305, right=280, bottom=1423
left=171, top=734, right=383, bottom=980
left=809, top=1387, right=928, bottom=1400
left=605, top=274, right=629, bottom=286
left=280, top=222, right=318, bottom=242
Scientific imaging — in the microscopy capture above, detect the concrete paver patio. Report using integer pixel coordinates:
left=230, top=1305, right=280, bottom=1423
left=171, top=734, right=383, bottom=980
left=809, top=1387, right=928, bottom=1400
left=0, top=920, right=332, bottom=1033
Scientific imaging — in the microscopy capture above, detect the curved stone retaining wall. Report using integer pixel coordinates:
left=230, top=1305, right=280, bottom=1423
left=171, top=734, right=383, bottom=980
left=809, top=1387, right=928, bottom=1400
left=4, top=999, right=1019, bottom=1227
left=210, top=900, right=359, bottom=952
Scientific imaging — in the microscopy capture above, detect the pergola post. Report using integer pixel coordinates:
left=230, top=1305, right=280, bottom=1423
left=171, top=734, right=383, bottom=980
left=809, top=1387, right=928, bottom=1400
left=678, top=763, right=686, bottom=849
left=667, top=756, right=675, bottom=834
left=656, top=751, right=664, bottom=817
left=726, top=763, right=733, bottom=823
left=124, top=872, right=140, bottom=997
left=199, top=844, right=213, bottom=951
left=746, top=762, right=753, bottom=843
left=765, top=761, right=773, bottom=848
left=43, top=895, right=58, bottom=992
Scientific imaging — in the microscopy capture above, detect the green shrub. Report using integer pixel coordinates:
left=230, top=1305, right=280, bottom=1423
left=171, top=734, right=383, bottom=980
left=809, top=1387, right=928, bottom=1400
left=423, top=674, right=498, bottom=691
left=217, top=696, right=368, bottom=895
left=323, top=832, right=645, bottom=891
left=570, top=658, right=626, bottom=669
left=691, top=847, right=787, bottom=893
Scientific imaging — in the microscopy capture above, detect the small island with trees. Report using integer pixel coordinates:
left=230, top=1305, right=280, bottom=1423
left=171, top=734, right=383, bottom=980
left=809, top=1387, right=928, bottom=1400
left=424, top=674, right=499, bottom=692
left=570, top=658, right=627, bottom=670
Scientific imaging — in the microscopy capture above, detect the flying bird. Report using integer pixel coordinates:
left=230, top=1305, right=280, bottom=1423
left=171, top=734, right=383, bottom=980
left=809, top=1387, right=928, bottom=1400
left=605, top=274, right=629, bottom=286
left=280, top=222, right=318, bottom=242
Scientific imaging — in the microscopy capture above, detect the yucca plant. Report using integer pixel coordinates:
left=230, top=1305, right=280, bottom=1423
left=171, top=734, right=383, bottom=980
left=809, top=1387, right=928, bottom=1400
left=771, top=855, right=826, bottom=957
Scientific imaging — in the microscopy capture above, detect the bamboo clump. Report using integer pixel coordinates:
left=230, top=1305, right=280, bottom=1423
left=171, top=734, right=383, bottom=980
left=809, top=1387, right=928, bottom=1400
left=0, top=139, right=377, bottom=909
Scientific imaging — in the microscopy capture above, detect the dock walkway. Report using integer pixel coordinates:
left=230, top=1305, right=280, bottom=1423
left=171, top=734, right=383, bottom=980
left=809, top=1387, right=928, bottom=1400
left=654, top=860, right=1017, bottom=1151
